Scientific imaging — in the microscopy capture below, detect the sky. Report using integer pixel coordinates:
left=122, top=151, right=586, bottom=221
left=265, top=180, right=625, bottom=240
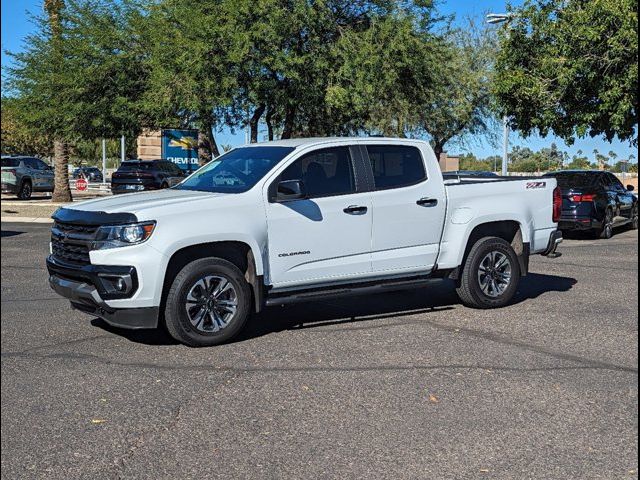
left=1, top=0, right=637, bottom=162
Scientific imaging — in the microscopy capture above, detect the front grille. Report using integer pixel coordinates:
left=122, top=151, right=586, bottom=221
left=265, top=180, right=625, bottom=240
left=51, top=221, right=99, bottom=265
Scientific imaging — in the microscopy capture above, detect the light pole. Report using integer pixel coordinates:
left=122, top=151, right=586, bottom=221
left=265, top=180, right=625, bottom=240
left=487, top=13, right=514, bottom=177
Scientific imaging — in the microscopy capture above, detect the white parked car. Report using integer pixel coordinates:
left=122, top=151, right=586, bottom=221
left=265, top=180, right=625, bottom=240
left=47, top=137, right=562, bottom=347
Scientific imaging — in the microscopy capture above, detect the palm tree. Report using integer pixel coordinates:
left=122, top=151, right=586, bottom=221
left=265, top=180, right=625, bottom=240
left=45, top=0, right=72, bottom=202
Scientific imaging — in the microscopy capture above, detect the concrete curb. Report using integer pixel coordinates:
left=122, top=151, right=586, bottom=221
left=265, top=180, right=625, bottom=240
left=1, top=216, right=53, bottom=224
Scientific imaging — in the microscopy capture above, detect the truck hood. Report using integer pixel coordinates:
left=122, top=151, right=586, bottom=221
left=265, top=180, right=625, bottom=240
left=66, top=188, right=229, bottom=215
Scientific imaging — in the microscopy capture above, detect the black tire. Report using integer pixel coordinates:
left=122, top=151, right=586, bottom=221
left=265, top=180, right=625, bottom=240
left=598, top=208, right=614, bottom=239
left=631, top=206, right=638, bottom=230
left=160, top=182, right=169, bottom=189
left=456, top=236, right=521, bottom=309
left=164, top=257, right=251, bottom=347
left=17, top=180, right=32, bottom=200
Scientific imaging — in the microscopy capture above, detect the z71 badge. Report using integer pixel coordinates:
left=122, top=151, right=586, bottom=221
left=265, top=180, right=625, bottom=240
left=526, top=181, right=547, bottom=189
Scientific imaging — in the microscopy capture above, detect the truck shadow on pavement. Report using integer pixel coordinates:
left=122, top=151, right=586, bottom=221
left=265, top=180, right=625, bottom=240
left=0, top=230, right=24, bottom=238
left=91, top=273, right=576, bottom=346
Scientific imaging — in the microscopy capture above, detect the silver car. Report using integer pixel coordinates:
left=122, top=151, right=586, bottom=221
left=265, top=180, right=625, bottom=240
left=1, top=156, right=55, bottom=199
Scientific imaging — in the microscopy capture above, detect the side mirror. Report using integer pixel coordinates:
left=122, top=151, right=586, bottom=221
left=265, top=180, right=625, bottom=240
left=277, top=179, right=306, bottom=201
left=627, top=185, right=635, bottom=192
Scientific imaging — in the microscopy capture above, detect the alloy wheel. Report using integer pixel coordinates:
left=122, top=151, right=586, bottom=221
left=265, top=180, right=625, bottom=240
left=477, top=251, right=512, bottom=298
left=184, top=275, right=238, bottom=333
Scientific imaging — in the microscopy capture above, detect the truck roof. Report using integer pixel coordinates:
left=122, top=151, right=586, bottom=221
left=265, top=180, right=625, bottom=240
left=246, top=137, right=428, bottom=148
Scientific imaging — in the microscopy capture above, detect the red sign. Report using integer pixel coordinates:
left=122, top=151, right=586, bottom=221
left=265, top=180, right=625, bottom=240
left=76, top=178, right=88, bottom=191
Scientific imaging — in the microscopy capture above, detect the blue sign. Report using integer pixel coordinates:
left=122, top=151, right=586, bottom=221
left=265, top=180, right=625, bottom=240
left=161, top=129, right=199, bottom=172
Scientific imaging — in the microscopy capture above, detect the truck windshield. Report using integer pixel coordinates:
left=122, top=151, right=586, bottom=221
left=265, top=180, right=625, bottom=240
left=175, top=146, right=294, bottom=193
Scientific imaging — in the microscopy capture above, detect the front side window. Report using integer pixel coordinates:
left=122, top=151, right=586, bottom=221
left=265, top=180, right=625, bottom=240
left=280, top=147, right=356, bottom=198
left=176, top=146, right=294, bottom=193
left=367, top=145, right=426, bottom=189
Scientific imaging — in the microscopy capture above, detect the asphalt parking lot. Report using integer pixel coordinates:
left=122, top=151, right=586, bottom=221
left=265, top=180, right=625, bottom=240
left=1, top=223, right=637, bottom=479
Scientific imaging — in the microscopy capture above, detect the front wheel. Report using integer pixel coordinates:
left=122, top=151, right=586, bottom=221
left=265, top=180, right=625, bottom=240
left=456, top=236, right=521, bottom=309
left=164, top=258, right=252, bottom=347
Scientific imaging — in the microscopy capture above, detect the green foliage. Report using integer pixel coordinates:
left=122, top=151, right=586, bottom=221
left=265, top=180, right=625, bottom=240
left=493, top=0, right=638, bottom=145
left=459, top=144, right=636, bottom=173
left=5, top=0, right=147, bottom=143
left=0, top=97, right=53, bottom=157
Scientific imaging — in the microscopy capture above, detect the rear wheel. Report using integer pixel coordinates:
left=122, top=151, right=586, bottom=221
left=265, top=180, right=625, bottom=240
left=456, top=236, right=521, bottom=309
left=164, top=257, right=251, bottom=347
left=598, top=208, right=614, bottom=239
left=631, top=206, right=638, bottom=230
left=160, top=182, right=169, bottom=189
left=17, top=180, right=32, bottom=200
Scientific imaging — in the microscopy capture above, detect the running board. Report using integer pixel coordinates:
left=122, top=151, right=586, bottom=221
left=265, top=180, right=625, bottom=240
left=265, top=275, right=433, bottom=307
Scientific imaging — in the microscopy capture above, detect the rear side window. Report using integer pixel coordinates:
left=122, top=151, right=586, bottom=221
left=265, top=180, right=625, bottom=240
left=280, top=147, right=356, bottom=198
left=1, top=158, right=20, bottom=167
left=367, top=145, right=426, bottom=189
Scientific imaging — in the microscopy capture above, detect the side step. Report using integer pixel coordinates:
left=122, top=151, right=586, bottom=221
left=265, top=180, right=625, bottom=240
left=265, top=275, right=433, bottom=307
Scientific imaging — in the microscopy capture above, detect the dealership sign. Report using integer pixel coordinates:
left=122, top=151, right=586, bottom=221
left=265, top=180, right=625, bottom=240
left=161, top=129, right=199, bottom=172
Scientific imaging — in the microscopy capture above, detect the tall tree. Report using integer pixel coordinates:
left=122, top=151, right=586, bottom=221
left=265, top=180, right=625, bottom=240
left=46, top=0, right=72, bottom=202
left=414, top=20, right=497, bottom=159
left=6, top=0, right=147, bottom=199
left=493, top=0, right=638, bottom=146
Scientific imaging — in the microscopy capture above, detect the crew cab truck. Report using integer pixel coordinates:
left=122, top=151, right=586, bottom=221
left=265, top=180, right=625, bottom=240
left=47, top=138, right=563, bottom=347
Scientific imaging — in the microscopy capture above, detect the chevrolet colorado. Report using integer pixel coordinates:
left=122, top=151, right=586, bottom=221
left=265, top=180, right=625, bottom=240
left=47, top=138, right=563, bottom=347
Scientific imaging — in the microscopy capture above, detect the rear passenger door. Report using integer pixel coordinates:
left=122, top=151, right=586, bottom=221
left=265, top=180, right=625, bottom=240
left=23, top=158, right=44, bottom=189
left=35, top=159, right=54, bottom=189
left=363, top=144, right=447, bottom=275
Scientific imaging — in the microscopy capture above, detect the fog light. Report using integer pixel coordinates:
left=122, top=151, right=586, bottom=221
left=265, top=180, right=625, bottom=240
left=116, top=278, right=127, bottom=291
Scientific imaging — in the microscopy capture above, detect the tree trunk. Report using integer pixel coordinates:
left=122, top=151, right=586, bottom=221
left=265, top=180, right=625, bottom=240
left=281, top=104, right=297, bottom=139
left=249, top=104, right=266, bottom=143
left=52, top=139, right=72, bottom=202
left=208, top=129, right=220, bottom=158
left=198, top=130, right=212, bottom=164
left=265, top=107, right=274, bottom=141
left=432, top=141, right=446, bottom=164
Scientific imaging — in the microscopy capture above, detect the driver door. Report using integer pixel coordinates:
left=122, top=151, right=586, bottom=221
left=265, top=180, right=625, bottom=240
left=265, top=146, right=373, bottom=288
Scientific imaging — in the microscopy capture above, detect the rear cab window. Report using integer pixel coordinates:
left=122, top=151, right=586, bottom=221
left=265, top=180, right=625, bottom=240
left=366, top=145, right=426, bottom=189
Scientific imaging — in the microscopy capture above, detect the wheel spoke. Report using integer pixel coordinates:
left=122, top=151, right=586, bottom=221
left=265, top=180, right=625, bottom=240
left=190, top=307, right=206, bottom=329
left=213, top=279, right=233, bottom=298
left=495, top=254, right=509, bottom=270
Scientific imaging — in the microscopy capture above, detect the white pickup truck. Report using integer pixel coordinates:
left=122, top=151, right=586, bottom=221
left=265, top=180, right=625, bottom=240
left=47, top=137, right=563, bottom=346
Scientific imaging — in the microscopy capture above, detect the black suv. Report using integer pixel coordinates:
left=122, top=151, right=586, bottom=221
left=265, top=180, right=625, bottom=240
left=111, top=160, right=186, bottom=194
left=543, top=170, right=638, bottom=239
left=72, top=166, right=104, bottom=183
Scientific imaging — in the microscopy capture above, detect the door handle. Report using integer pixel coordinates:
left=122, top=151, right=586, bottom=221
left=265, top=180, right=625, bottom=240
left=416, top=197, right=438, bottom=207
left=343, top=205, right=368, bottom=215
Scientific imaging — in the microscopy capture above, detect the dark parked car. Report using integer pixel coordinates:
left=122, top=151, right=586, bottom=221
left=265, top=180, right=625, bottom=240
left=72, top=166, right=104, bottom=183
left=543, top=170, right=638, bottom=239
left=111, top=159, right=186, bottom=194
left=1, top=156, right=55, bottom=199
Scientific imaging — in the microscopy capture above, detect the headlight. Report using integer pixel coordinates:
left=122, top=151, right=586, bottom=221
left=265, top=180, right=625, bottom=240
left=92, top=222, right=156, bottom=250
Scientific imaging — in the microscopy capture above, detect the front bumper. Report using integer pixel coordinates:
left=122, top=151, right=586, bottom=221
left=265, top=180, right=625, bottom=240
left=541, top=230, right=563, bottom=258
left=46, top=256, right=158, bottom=329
